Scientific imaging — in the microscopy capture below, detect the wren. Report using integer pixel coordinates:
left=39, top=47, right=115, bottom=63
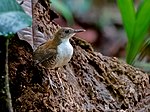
left=33, top=27, right=85, bottom=92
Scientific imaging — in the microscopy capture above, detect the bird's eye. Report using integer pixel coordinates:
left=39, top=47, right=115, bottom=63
left=65, top=30, right=69, bottom=34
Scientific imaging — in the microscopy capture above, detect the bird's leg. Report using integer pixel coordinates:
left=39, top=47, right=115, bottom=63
left=43, top=68, right=57, bottom=91
left=55, top=68, right=64, bottom=95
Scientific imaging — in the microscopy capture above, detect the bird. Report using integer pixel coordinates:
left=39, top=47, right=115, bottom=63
left=33, top=27, right=85, bottom=92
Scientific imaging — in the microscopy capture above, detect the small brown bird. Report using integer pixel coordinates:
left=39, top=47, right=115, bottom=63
left=33, top=27, right=85, bottom=91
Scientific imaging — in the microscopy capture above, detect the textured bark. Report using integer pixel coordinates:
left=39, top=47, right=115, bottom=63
left=9, top=35, right=150, bottom=112
left=8, top=0, right=150, bottom=112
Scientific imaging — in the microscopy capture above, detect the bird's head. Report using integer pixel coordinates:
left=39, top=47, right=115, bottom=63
left=55, top=27, right=85, bottom=42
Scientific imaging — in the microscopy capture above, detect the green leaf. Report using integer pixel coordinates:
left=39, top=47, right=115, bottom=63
left=51, top=0, right=74, bottom=25
left=117, top=0, right=136, bottom=64
left=117, top=0, right=136, bottom=42
left=0, top=0, right=32, bottom=36
left=127, top=0, right=150, bottom=64
left=117, top=0, right=150, bottom=64
left=0, top=12, right=32, bottom=36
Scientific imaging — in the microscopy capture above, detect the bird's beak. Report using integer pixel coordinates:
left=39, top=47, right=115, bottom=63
left=73, top=29, right=86, bottom=33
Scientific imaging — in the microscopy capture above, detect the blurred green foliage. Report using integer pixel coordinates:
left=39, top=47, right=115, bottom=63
left=50, top=0, right=92, bottom=25
left=63, top=0, right=92, bottom=14
left=0, top=0, right=32, bottom=37
left=117, top=0, right=150, bottom=64
left=51, top=0, right=74, bottom=25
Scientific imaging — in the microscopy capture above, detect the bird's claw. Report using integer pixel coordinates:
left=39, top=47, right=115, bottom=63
left=48, top=75, right=57, bottom=90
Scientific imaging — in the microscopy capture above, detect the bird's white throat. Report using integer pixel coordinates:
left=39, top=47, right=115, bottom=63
left=55, top=39, right=73, bottom=68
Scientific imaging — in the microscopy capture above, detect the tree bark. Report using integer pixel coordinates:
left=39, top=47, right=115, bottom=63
left=8, top=35, right=150, bottom=112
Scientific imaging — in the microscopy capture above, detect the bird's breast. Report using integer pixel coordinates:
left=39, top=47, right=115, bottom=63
left=54, top=41, right=73, bottom=68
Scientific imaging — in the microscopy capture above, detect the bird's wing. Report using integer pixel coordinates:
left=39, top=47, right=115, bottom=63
left=33, top=45, right=57, bottom=66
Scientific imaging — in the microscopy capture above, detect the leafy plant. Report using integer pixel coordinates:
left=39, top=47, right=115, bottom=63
left=0, top=0, right=31, bottom=111
left=117, top=0, right=150, bottom=64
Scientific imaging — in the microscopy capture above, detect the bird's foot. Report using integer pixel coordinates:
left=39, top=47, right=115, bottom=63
left=42, top=69, right=57, bottom=92
left=47, top=75, right=57, bottom=91
left=56, top=72, right=65, bottom=95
